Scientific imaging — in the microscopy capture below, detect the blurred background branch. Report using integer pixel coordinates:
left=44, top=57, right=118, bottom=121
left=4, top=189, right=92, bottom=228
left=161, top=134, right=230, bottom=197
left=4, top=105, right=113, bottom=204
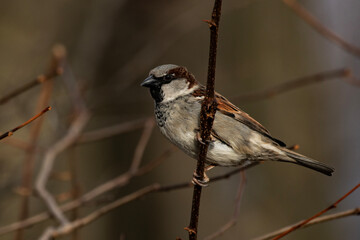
left=282, top=0, right=360, bottom=58
left=254, top=207, right=360, bottom=240
left=0, top=0, right=359, bottom=240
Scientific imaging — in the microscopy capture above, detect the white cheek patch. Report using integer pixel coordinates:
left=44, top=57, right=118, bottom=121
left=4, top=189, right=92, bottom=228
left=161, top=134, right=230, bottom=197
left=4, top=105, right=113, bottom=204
left=161, top=79, right=197, bottom=102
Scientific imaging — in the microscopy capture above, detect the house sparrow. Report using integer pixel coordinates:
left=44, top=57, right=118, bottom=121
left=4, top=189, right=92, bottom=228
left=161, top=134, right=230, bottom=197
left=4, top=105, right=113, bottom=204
left=141, top=64, right=334, bottom=185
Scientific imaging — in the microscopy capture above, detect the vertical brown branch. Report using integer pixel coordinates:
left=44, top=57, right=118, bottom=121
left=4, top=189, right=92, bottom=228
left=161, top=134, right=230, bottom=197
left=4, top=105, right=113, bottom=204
left=67, top=147, right=81, bottom=240
left=186, top=1, right=222, bottom=239
left=15, top=81, right=54, bottom=240
left=13, top=45, right=65, bottom=240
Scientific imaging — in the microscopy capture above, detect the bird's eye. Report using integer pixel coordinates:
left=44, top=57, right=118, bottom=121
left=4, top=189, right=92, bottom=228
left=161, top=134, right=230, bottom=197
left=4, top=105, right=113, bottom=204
left=164, top=73, right=175, bottom=81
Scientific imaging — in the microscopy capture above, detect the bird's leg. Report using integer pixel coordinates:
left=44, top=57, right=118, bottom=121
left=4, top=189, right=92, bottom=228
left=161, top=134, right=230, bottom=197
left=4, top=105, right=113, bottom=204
left=195, top=129, right=215, bottom=145
left=192, top=164, right=216, bottom=187
left=196, top=130, right=206, bottom=145
left=205, top=164, right=215, bottom=172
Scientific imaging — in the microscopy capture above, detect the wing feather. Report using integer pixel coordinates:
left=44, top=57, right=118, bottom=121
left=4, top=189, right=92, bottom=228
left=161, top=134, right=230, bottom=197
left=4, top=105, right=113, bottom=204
left=192, top=88, right=286, bottom=147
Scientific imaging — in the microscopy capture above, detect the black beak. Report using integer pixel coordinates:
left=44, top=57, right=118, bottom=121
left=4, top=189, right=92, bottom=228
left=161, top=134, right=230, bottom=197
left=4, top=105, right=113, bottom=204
left=141, top=75, right=157, bottom=88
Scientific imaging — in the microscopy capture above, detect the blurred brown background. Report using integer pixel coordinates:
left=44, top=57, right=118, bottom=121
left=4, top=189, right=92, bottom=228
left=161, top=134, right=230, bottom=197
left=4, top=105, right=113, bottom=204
left=0, top=0, right=359, bottom=239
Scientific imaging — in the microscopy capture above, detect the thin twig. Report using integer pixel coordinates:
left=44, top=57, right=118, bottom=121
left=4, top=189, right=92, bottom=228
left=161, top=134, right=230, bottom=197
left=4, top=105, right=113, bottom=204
left=129, top=118, right=155, bottom=173
left=76, top=120, right=155, bottom=202
left=2, top=138, right=36, bottom=151
left=135, top=147, right=177, bottom=176
left=233, top=68, right=360, bottom=102
left=282, top=0, right=360, bottom=58
left=3, top=146, right=237, bottom=239
left=50, top=185, right=160, bottom=238
left=272, top=182, right=360, bottom=240
left=67, top=147, right=81, bottom=240
left=35, top=110, right=89, bottom=225
left=0, top=107, right=51, bottom=141
left=186, top=1, right=222, bottom=239
left=34, top=48, right=95, bottom=239
left=33, top=163, right=263, bottom=238
left=36, top=110, right=89, bottom=240
left=15, top=80, right=54, bottom=240
left=0, top=45, right=66, bottom=105
left=76, top=118, right=149, bottom=144
left=0, top=161, right=258, bottom=236
left=253, top=207, right=360, bottom=240
left=35, top=111, right=90, bottom=226
left=204, top=171, right=247, bottom=240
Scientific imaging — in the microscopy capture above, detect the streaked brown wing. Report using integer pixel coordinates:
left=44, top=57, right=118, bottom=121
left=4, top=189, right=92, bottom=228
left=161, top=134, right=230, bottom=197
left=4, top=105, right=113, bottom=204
left=215, top=93, right=269, bottom=132
left=192, top=87, right=286, bottom=147
left=216, top=93, right=286, bottom=147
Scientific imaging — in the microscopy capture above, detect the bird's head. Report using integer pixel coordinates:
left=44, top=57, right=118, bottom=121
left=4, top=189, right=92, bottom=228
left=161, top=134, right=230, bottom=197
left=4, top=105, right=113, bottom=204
left=141, top=64, right=199, bottom=103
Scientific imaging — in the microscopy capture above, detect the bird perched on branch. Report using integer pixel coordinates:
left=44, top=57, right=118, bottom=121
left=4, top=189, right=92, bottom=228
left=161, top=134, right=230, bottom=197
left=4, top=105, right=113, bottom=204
left=141, top=64, right=334, bottom=186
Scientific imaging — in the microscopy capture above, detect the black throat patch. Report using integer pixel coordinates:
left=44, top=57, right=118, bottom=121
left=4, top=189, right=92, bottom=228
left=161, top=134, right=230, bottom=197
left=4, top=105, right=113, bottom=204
left=150, top=86, right=164, bottom=103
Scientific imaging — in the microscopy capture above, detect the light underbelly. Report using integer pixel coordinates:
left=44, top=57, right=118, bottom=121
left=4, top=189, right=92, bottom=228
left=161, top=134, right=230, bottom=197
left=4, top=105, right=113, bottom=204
left=160, top=123, right=245, bottom=166
left=207, top=141, right=245, bottom=166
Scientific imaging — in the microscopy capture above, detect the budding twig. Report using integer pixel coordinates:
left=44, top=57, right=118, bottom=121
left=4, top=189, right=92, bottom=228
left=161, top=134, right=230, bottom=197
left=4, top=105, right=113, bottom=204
left=0, top=106, right=51, bottom=141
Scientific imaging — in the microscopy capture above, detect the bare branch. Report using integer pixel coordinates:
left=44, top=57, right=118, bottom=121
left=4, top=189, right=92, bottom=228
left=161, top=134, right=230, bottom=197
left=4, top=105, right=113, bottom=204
left=253, top=207, right=360, bottom=240
left=233, top=68, right=360, bottom=102
left=2, top=137, right=36, bottom=151
left=135, top=147, right=177, bottom=176
left=35, top=163, right=262, bottom=238
left=0, top=106, right=51, bottom=141
left=272, top=182, right=360, bottom=240
left=0, top=160, right=257, bottom=236
left=49, top=185, right=159, bottom=238
left=204, top=171, right=247, bottom=240
left=67, top=147, right=82, bottom=240
left=282, top=0, right=360, bottom=58
left=129, top=118, right=155, bottom=173
left=76, top=118, right=149, bottom=144
left=0, top=45, right=66, bottom=105
left=35, top=111, right=90, bottom=226
left=15, top=80, right=54, bottom=240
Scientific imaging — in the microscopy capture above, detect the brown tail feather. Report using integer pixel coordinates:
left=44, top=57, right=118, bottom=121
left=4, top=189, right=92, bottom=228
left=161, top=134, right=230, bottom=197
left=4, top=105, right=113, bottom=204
left=281, top=148, right=334, bottom=176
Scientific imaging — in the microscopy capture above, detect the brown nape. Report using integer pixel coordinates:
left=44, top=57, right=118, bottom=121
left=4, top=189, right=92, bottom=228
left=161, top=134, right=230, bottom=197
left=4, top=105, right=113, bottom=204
left=191, top=87, right=206, bottom=98
left=168, top=66, right=197, bottom=88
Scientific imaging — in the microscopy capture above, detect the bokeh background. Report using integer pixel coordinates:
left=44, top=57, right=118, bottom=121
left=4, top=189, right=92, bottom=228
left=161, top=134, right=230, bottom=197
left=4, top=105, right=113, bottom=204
left=0, top=0, right=359, bottom=239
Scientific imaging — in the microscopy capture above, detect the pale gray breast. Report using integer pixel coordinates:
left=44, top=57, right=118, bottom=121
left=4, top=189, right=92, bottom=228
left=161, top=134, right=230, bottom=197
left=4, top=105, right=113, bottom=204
left=155, top=95, right=201, bottom=157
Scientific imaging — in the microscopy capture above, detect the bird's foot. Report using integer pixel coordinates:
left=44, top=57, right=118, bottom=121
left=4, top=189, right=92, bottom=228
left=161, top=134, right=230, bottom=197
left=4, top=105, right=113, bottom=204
left=192, top=171, right=209, bottom=187
left=196, top=130, right=214, bottom=145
